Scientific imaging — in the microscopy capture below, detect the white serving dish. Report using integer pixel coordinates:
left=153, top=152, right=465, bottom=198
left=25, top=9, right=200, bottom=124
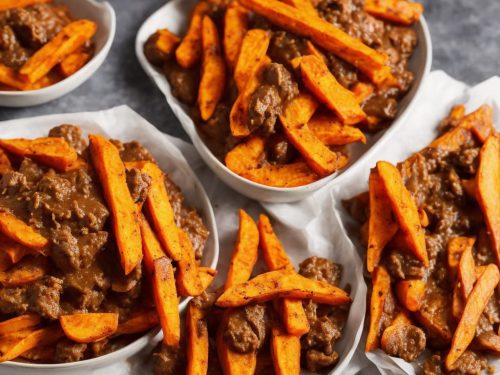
left=0, top=0, right=116, bottom=108
left=0, top=105, right=219, bottom=374
left=136, top=0, right=432, bottom=203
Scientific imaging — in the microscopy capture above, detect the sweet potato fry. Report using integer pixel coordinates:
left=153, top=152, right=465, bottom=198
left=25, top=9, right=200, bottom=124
left=0, top=325, right=64, bottom=363
left=351, top=82, right=374, bottom=104
left=115, top=309, right=159, bottom=336
left=176, top=229, right=204, bottom=296
left=366, top=265, right=391, bottom=351
left=239, top=0, right=391, bottom=84
left=225, top=209, right=259, bottom=290
left=225, top=136, right=265, bottom=175
left=448, top=237, right=475, bottom=281
left=458, top=105, right=494, bottom=143
left=282, top=0, right=317, bottom=16
left=0, top=256, right=48, bottom=287
left=241, top=161, right=319, bottom=187
left=415, top=286, right=453, bottom=342
left=0, top=137, right=77, bottom=172
left=445, top=264, right=500, bottom=371
left=60, top=313, right=118, bottom=343
left=459, top=244, right=476, bottom=299
left=475, top=331, right=500, bottom=354
left=308, top=113, right=366, bottom=146
left=0, top=0, right=51, bottom=11
left=0, top=63, right=29, bottom=90
left=233, top=29, right=270, bottom=92
left=0, top=148, right=11, bottom=174
left=281, top=96, right=343, bottom=177
left=271, top=326, right=301, bottom=375
left=217, top=269, right=351, bottom=307
left=20, top=20, right=97, bottom=83
left=89, top=135, right=142, bottom=275
left=430, top=126, right=472, bottom=152
left=176, top=1, right=210, bottom=68
left=367, top=171, right=398, bottom=273
left=199, top=16, right=226, bottom=121
left=0, top=234, right=31, bottom=264
left=395, top=279, right=425, bottom=312
left=144, top=29, right=180, bottom=66
left=153, top=256, right=180, bottom=347
left=451, top=283, right=464, bottom=320
left=199, top=267, right=217, bottom=290
left=258, top=214, right=309, bottom=336
left=223, top=2, right=249, bottom=71
left=59, top=50, right=91, bottom=77
left=305, top=40, right=327, bottom=63
left=0, top=211, right=48, bottom=250
left=364, top=0, right=423, bottom=25
left=297, top=55, right=366, bottom=125
left=139, top=214, right=166, bottom=274
left=186, top=301, right=209, bottom=375
left=476, top=135, right=500, bottom=263
left=377, top=161, right=428, bottom=266
left=0, top=314, right=40, bottom=336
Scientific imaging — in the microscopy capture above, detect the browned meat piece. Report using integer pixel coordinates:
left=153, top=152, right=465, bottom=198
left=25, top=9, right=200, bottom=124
left=26, top=276, right=63, bottom=320
left=303, top=315, right=343, bottom=352
left=248, top=84, right=282, bottom=134
left=48, top=125, right=88, bottom=154
left=153, top=344, right=185, bottom=375
left=268, top=31, right=306, bottom=69
left=305, top=349, right=339, bottom=373
left=224, top=304, right=268, bottom=353
left=0, top=286, right=28, bottom=315
left=263, top=63, right=299, bottom=102
left=163, top=61, right=200, bottom=105
left=0, top=171, right=28, bottom=193
left=299, top=256, right=343, bottom=286
left=126, top=168, right=152, bottom=205
left=326, top=53, right=359, bottom=88
left=114, top=140, right=155, bottom=163
left=381, top=324, right=426, bottom=362
left=89, top=339, right=112, bottom=358
left=362, top=95, right=398, bottom=120
left=387, top=251, right=426, bottom=280
left=450, top=350, right=488, bottom=375
left=267, top=133, right=296, bottom=165
left=388, top=26, right=417, bottom=57
left=55, top=339, right=87, bottom=363
left=422, top=354, right=444, bottom=375
left=51, top=225, right=82, bottom=270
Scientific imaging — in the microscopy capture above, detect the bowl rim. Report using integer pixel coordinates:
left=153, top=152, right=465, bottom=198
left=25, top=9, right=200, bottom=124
left=135, top=0, right=432, bottom=194
left=0, top=0, right=116, bottom=97
left=0, top=106, right=220, bottom=369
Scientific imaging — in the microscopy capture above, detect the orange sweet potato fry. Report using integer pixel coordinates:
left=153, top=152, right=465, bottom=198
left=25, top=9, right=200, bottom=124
left=280, top=92, right=319, bottom=125
left=459, top=105, right=494, bottom=143
left=364, top=0, right=423, bottom=26
left=0, top=0, right=51, bottom=11
left=270, top=326, right=301, bottom=375
left=377, top=161, right=428, bottom=266
left=223, top=2, right=249, bottom=71
left=241, top=161, right=319, bottom=188
left=430, top=126, right=472, bottom=152
left=308, top=113, right=366, bottom=146
left=217, top=269, right=351, bottom=307
left=445, top=264, right=500, bottom=371
left=366, top=265, right=391, bottom=351
left=459, top=243, right=476, bottom=299
left=367, top=171, right=398, bottom=273
left=0, top=63, right=29, bottom=90
left=0, top=325, right=63, bottom=362
left=139, top=214, right=166, bottom=274
left=225, top=209, right=259, bottom=290
left=305, top=40, right=327, bottom=63
left=448, top=237, right=476, bottom=281
left=152, top=256, right=181, bottom=347
left=20, top=20, right=97, bottom=83
left=59, top=51, right=91, bottom=77
left=476, top=136, right=500, bottom=263
left=239, top=0, right=391, bottom=84
left=176, top=229, right=204, bottom=297
left=297, top=55, right=366, bottom=124
left=89, top=134, right=142, bottom=275
left=395, top=279, right=425, bottom=312
left=176, top=1, right=210, bottom=68
left=0, top=148, right=11, bottom=174
left=115, top=309, right=159, bottom=336
left=0, top=256, right=48, bottom=287
left=0, top=234, right=31, bottom=264
left=60, top=313, right=118, bottom=343
left=199, top=267, right=217, bottom=290
left=225, top=136, right=265, bottom=175
left=451, top=283, right=464, bottom=320
left=233, top=29, right=270, bottom=92
left=186, top=301, right=209, bottom=375
left=199, top=16, right=226, bottom=121
left=0, top=211, right=48, bottom=250
left=145, top=29, right=180, bottom=66
left=282, top=0, right=317, bottom=16
left=0, top=314, right=41, bottom=336
left=351, top=82, right=374, bottom=103
left=0, top=137, right=77, bottom=172
left=475, top=331, right=500, bottom=353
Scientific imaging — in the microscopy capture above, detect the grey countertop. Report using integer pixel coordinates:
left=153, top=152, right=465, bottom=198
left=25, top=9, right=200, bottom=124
left=1, top=0, right=499, bottom=136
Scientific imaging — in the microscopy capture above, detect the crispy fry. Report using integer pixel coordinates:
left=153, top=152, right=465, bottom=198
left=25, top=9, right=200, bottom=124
left=176, top=1, right=210, bottom=68
left=351, top=82, right=374, bottom=104
left=364, top=0, right=423, bottom=25
left=367, top=171, right=398, bottom=273
left=0, top=0, right=51, bottom=11
left=239, top=0, right=391, bottom=83
left=377, top=161, right=428, bottom=266
left=60, top=313, right=118, bottom=343
left=139, top=214, right=166, bottom=274
left=199, top=267, right=217, bottom=290
left=0, top=234, right=31, bottom=264
left=0, top=256, right=48, bottom=287
left=445, top=264, right=500, bottom=371
left=20, top=20, right=97, bottom=83
left=415, top=286, right=453, bottom=342
left=223, top=2, right=249, bottom=71
left=0, top=325, right=64, bottom=363
left=395, top=279, right=425, bottom=312
left=234, top=29, right=270, bottom=92
left=177, top=229, right=204, bottom=296
left=217, top=269, right=351, bottom=307
left=0, top=63, right=29, bottom=90
left=280, top=92, right=319, bottom=126
left=459, top=243, right=476, bottom=299
left=153, top=256, right=180, bottom=347
left=89, top=135, right=142, bottom=275
left=225, top=209, right=259, bottom=290
left=308, top=113, right=366, bottom=146
left=451, top=283, right=464, bottom=320
left=297, top=55, right=366, bottom=124
left=476, top=135, right=500, bottom=263
left=305, top=40, right=327, bottom=63
left=458, top=105, right=494, bottom=143
left=366, top=265, right=391, bottom=351
left=475, top=331, right=500, bottom=353
left=0, top=148, right=11, bottom=174
left=448, top=237, right=475, bottom=281
left=241, top=161, right=319, bottom=187
left=59, top=51, right=91, bottom=77
left=115, top=310, right=159, bottom=336
left=258, top=214, right=309, bottom=336
left=430, top=126, right=472, bottom=152
left=186, top=302, right=209, bottom=375
left=282, top=0, right=317, bottom=16
left=0, top=211, right=48, bottom=250
left=199, top=16, right=226, bottom=121
left=225, top=136, right=265, bottom=175
left=271, top=326, right=301, bottom=375
left=0, top=137, right=77, bottom=172
left=0, top=314, right=40, bottom=336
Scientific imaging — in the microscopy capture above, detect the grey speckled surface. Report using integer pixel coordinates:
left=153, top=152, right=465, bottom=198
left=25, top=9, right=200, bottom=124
left=0, top=0, right=499, bottom=138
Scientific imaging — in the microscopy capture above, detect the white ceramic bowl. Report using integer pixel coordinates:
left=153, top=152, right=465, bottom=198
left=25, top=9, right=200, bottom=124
left=136, top=0, right=432, bottom=203
left=0, top=0, right=116, bottom=108
left=0, top=105, right=219, bottom=374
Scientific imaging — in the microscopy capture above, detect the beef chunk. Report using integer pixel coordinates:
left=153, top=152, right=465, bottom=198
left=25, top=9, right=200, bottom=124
left=153, top=344, right=185, bottom=375
left=0, top=171, right=28, bottom=193
left=268, top=31, right=305, bottom=69
left=305, top=349, right=339, bottom=373
left=144, top=31, right=176, bottom=66
left=224, top=304, right=268, bottom=353
left=248, top=84, right=282, bottom=134
left=267, top=133, right=296, bottom=165
left=362, top=95, right=398, bottom=120
left=299, top=257, right=342, bottom=286
left=381, top=324, right=426, bottom=362
left=263, top=63, right=298, bottom=102
left=0, top=286, right=28, bottom=315
left=126, top=168, right=152, bottom=205
left=49, top=124, right=87, bottom=154
left=26, top=276, right=63, bottom=320
left=387, top=251, right=426, bottom=280
left=450, top=350, right=487, bottom=374
left=163, top=61, right=200, bottom=105
left=55, top=339, right=87, bottom=363
left=51, top=226, right=81, bottom=270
